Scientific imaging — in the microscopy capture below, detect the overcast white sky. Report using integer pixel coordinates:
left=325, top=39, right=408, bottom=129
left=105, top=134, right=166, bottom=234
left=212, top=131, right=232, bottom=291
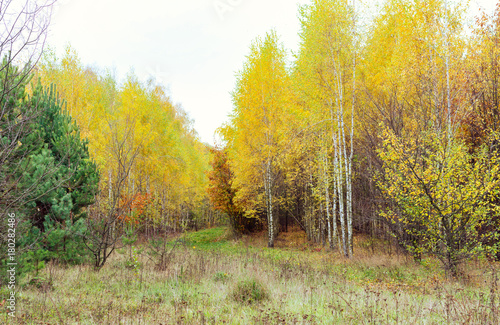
left=48, top=0, right=499, bottom=145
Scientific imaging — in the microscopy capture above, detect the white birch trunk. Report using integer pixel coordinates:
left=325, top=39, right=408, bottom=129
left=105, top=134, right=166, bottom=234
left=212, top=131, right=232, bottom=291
left=265, top=159, right=274, bottom=248
left=335, top=63, right=349, bottom=258
left=332, top=105, right=346, bottom=257
left=338, top=97, right=350, bottom=258
left=324, top=152, right=333, bottom=249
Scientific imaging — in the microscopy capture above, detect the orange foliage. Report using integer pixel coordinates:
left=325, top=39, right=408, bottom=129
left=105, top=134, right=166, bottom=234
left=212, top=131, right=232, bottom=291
left=118, top=193, right=152, bottom=224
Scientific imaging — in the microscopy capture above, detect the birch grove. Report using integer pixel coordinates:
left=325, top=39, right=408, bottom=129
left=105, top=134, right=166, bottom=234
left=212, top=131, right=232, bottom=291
left=220, top=0, right=358, bottom=255
left=218, top=0, right=500, bottom=269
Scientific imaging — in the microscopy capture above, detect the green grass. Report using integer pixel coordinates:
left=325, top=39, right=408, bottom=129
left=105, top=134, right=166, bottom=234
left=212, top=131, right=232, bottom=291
left=2, top=227, right=499, bottom=324
left=184, top=227, right=229, bottom=244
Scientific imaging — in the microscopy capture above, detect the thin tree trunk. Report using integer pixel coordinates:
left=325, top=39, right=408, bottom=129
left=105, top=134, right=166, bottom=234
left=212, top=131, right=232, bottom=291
left=324, top=152, right=333, bottom=249
left=332, top=105, right=346, bottom=257
left=339, top=99, right=350, bottom=258
left=265, top=159, right=274, bottom=248
left=108, top=168, right=112, bottom=200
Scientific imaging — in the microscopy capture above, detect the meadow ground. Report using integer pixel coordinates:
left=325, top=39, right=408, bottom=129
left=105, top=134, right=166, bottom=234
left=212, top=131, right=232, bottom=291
left=2, top=227, right=499, bottom=324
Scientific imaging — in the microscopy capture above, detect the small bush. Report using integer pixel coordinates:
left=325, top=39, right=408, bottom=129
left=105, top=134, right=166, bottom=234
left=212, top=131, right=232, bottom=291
left=214, top=271, right=230, bottom=283
left=232, top=279, right=269, bottom=304
left=27, top=276, right=53, bottom=291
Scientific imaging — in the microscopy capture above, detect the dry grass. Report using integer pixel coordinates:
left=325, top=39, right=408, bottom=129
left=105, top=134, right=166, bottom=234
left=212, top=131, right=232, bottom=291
left=2, top=227, right=499, bottom=324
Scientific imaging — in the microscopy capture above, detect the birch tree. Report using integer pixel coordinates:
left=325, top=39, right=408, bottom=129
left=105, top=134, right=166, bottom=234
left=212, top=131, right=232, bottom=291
left=221, top=31, right=291, bottom=247
left=359, top=0, right=469, bottom=253
left=377, top=127, right=500, bottom=277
